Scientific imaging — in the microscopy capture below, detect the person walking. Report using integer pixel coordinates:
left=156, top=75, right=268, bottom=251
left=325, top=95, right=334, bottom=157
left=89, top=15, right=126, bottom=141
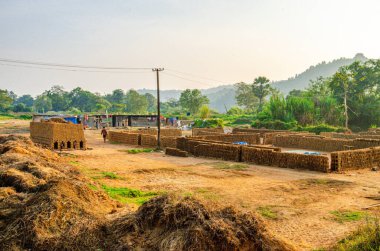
left=101, top=127, right=108, bottom=143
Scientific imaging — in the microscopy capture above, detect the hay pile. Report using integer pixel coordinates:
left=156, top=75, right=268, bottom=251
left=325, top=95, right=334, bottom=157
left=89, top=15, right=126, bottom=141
left=0, top=135, right=295, bottom=251
left=0, top=135, right=118, bottom=250
left=107, top=195, right=294, bottom=251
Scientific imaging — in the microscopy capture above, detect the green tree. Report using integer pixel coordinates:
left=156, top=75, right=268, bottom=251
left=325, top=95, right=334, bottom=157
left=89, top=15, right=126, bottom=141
left=267, top=94, right=288, bottom=121
left=68, top=87, right=100, bottom=112
left=227, top=106, right=244, bottom=115
left=286, top=96, right=314, bottom=125
left=0, top=89, right=14, bottom=112
left=13, top=103, right=32, bottom=112
left=161, top=98, right=181, bottom=115
left=199, top=105, right=211, bottom=119
left=125, top=90, right=148, bottom=114
left=252, top=76, right=272, bottom=112
left=144, top=93, right=157, bottom=113
left=15, top=95, right=34, bottom=108
left=234, top=82, right=258, bottom=111
left=34, top=95, right=52, bottom=113
left=105, top=89, right=126, bottom=112
left=179, top=89, right=209, bottom=115
left=235, top=77, right=273, bottom=112
left=44, top=85, right=69, bottom=111
left=95, top=98, right=112, bottom=113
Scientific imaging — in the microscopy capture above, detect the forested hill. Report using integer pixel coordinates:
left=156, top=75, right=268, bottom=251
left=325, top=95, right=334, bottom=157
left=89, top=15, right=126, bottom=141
left=138, top=53, right=369, bottom=112
left=272, top=53, right=368, bottom=94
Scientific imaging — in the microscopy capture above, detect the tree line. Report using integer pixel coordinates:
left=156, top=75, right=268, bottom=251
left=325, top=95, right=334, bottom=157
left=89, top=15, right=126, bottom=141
left=0, top=59, right=379, bottom=130
left=0, top=86, right=210, bottom=117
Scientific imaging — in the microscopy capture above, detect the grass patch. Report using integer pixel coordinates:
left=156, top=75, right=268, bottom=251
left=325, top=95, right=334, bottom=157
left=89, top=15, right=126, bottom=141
left=257, top=206, right=278, bottom=219
left=101, top=185, right=159, bottom=205
left=125, top=148, right=154, bottom=154
left=102, top=172, right=119, bottom=179
left=0, top=113, right=32, bottom=120
left=304, top=178, right=351, bottom=187
left=182, top=192, right=193, bottom=197
left=69, top=160, right=80, bottom=166
left=334, top=219, right=380, bottom=250
left=210, top=162, right=249, bottom=170
left=330, top=210, right=366, bottom=223
left=87, top=184, right=98, bottom=191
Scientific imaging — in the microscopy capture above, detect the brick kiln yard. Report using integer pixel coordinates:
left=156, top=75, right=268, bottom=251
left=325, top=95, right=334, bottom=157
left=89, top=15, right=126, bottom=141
left=1, top=119, right=380, bottom=250
left=63, top=129, right=380, bottom=250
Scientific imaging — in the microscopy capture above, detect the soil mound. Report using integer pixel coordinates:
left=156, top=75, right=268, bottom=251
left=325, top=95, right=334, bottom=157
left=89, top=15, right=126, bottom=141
left=0, top=135, right=295, bottom=251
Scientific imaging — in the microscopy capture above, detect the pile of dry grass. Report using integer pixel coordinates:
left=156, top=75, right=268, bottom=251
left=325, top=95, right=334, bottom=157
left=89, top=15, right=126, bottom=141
left=0, top=135, right=295, bottom=251
left=0, top=135, right=118, bottom=250
left=107, top=195, right=294, bottom=251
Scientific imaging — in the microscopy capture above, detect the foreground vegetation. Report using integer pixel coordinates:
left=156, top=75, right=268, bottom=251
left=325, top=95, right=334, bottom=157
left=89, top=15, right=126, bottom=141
left=335, top=219, right=380, bottom=251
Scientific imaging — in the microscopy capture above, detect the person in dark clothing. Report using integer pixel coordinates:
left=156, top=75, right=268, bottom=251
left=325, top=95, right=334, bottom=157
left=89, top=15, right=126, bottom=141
left=101, top=127, right=108, bottom=143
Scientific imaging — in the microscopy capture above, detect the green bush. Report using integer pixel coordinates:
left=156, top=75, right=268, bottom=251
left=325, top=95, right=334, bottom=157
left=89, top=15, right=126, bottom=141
left=193, top=119, right=224, bottom=128
left=295, top=124, right=346, bottom=134
left=251, top=120, right=297, bottom=130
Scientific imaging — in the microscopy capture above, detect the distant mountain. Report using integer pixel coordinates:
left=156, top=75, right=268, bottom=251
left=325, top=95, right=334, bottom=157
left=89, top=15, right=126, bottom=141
left=272, top=53, right=368, bottom=94
left=138, top=53, right=369, bottom=113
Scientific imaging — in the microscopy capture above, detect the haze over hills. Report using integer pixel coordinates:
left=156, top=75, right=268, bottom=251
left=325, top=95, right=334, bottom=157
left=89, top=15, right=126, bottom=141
left=138, top=54, right=369, bottom=112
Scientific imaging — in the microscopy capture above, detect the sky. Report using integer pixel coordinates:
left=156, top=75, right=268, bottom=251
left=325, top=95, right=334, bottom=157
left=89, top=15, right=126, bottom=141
left=0, top=0, right=379, bottom=96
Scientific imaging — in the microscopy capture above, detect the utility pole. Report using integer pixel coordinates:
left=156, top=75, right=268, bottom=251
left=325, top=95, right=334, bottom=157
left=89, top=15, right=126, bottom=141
left=152, top=68, right=164, bottom=149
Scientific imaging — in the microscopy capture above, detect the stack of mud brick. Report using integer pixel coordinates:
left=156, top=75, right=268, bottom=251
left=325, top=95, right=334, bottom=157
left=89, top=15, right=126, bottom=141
left=373, top=147, right=380, bottom=166
left=108, top=129, right=181, bottom=148
left=192, top=128, right=224, bottom=136
left=30, top=121, right=86, bottom=150
left=367, top=128, right=380, bottom=135
left=108, top=131, right=141, bottom=145
left=241, top=146, right=330, bottom=172
left=193, top=142, right=242, bottom=161
left=140, top=134, right=158, bottom=147
left=331, top=146, right=380, bottom=171
left=273, top=135, right=353, bottom=152
left=261, top=132, right=315, bottom=144
left=353, top=139, right=380, bottom=149
left=165, top=147, right=188, bottom=157
left=197, top=134, right=260, bottom=145
left=140, top=135, right=178, bottom=148
left=232, top=128, right=315, bottom=144
left=176, top=137, right=188, bottom=151
left=160, top=137, right=178, bottom=148
left=137, top=128, right=182, bottom=136
left=232, top=128, right=286, bottom=134
left=322, top=132, right=380, bottom=140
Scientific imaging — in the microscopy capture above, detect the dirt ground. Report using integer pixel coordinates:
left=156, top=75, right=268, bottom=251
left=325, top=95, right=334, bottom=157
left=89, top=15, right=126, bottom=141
left=2, top=119, right=380, bottom=250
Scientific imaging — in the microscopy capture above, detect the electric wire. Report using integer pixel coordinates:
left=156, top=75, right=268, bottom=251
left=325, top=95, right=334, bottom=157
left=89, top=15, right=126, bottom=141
left=162, top=71, right=229, bottom=87
left=165, top=68, right=227, bottom=84
left=0, top=62, right=152, bottom=74
left=0, top=57, right=152, bottom=70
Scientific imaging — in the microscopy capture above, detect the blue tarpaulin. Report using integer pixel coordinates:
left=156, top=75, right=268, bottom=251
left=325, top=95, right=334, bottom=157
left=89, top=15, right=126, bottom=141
left=233, top=141, right=248, bottom=145
left=63, top=117, right=77, bottom=124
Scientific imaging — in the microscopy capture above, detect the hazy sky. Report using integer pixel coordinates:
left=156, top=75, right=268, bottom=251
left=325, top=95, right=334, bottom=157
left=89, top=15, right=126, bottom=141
left=0, top=0, right=379, bottom=96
